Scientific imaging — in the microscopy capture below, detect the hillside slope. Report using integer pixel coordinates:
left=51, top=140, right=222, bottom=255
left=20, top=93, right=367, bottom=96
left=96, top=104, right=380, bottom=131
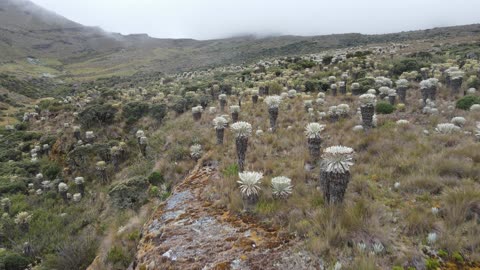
left=2, top=0, right=480, bottom=80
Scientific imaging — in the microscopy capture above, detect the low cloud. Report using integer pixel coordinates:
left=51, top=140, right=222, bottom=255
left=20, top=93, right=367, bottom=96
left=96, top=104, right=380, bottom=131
left=31, top=0, right=480, bottom=40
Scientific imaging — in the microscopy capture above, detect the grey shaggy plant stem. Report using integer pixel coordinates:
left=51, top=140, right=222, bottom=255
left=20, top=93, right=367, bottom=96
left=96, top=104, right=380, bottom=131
left=220, top=99, right=227, bottom=112
left=268, top=107, right=279, bottom=132
left=112, top=153, right=120, bottom=172
left=98, top=169, right=108, bottom=184
left=388, top=95, right=396, bottom=105
left=307, top=137, right=322, bottom=161
left=74, top=130, right=81, bottom=140
left=235, top=136, right=248, bottom=172
left=216, top=128, right=224, bottom=145
left=231, top=112, right=239, bottom=123
left=421, top=88, right=429, bottom=107
left=60, top=190, right=68, bottom=202
left=77, top=182, right=85, bottom=196
left=193, top=111, right=201, bottom=121
left=397, top=86, right=407, bottom=104
left=451, top=77, right=463, bottom=96
left=428, top=86, right=437, bottom=101
left=320, top=170, right=351, bottom=204
left=140, top=144, right=147, bottom=157
left=329, top=114, right=339, bottom=123
left=360, top=105, right=374, bottom=129
left=243, top=194, right=258, bottom=212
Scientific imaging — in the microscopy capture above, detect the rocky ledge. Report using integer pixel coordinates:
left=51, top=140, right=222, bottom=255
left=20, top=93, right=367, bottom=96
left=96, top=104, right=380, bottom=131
left=132, top=161, right=323, bottom=270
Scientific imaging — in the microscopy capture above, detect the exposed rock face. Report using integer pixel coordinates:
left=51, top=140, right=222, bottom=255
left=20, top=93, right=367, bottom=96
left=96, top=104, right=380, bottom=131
left=133, top=163, right=323, bottom=270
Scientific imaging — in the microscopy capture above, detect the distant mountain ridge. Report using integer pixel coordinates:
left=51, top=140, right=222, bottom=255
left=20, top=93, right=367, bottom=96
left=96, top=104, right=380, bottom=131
left=1, top=0, right=480, bottom=79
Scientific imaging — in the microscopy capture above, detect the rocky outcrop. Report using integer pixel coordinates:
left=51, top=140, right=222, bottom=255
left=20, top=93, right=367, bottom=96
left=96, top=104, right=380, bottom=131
left=133, top=161, right=323, bottom=270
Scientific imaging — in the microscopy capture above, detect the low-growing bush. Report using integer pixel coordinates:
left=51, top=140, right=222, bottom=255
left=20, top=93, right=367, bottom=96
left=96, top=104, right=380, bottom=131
left=108, top=176, right=149, bottom=209
left=41, top=161, right=61, bottom=180
left=456, top=95, right=480, bottom=110
left=147, top=171, right=164, bottom=185
left=78, top=104, right=117, bottom=128
left=42, top=235, right=98, bottom=270
left=106, top=246, right=131, bottom=269
left=356, top=77, right=375, bottom=94
left=150, top=103, right=167, bottom=122
left=0, top=149, right=22, bottom=162
left=0, top=251, right=30, bottom=270
left=392, top=58, right=428, bottom=76
left=0, top=180, right=26, bottom=194
left=376, top=102, right=395, bottom=114
left=122, top=101, right=150, bottom=124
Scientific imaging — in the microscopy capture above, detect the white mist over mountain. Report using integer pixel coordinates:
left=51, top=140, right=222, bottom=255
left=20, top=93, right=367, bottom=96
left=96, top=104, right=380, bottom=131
left=30, top=0, right=480, bottom=40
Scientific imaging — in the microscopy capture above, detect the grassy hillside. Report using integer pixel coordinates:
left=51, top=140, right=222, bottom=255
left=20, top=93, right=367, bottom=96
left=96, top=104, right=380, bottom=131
left=2, top=0, right=480, bottom=81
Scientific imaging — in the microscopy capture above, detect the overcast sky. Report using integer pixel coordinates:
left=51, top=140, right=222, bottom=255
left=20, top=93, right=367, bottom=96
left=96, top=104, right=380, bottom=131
left=31, top=0, right=480, bottom=40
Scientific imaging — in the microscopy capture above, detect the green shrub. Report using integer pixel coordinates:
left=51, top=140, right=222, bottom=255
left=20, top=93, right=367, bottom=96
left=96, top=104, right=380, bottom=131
left=100, top=88, right=120, bottom=99
left=108, top=176, right=149, bottom=209
left=347, top=50, right=372, bottom=59
left=0, top=160, right=39, bottom=177
left=466, top=76, right=479, bottom=89
left=356, top=77, right=375, bottom=94
left=452, top=252, right=464, bottom=263
left=425, top=258, right=440, bottom=270
left=20, top=131, right=42, bottom=141
left=304, top=80, right=319, bottom=92
left=38, top=98, right=58, bottom=110
left=198, top=94, right=211, bottom=108
left=13, top=123, right=27, bottom=131
left=0, top=149, right=22, bottom=162
left=122, top=102, right=150, bottom=124
left=0, top=181, right=26, bottom=194
left=0, top=251, right=30, bottom=270
left=170, top=97, right=187, bottom=114
left=41, top=162, right=61, bottom=180
left=150, top=103, right=167, bottom=122
left=392, top=58, right=428, bottom=76
left=318, top=80, right=330, bottom=92
left=437, top=249, right=448, bottom=258
left=376, top=102, right=395, bottom=114
left=106, top=246, right=131, bottom=268
left=149, top=186, right=160, bottom=197
left=456, top=95, right=480, bottom=110
left=322, top=55, right=333, bottom=65
left=222, top=164, right=238, bottom=177
left=42, top=235, right=98, bottom=270
left=147, top=171, right=164, bottom=185
left=168, top=144, right=189, bottom=161
left=39, top=135, right=57, bottom=146
left=78, top=104, right=117, bottom=128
